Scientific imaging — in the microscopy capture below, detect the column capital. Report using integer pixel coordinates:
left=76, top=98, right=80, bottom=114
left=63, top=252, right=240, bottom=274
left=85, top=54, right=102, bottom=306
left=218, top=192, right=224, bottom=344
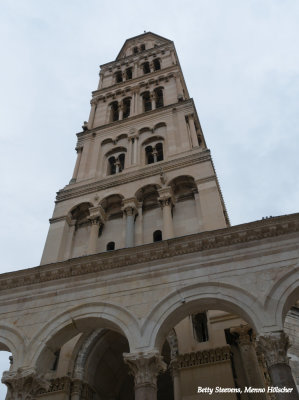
left=88, top=205, right=106, bottom=225
left=122, top=197, right=138, bottom=216
left=158, top=187, right=175, bottom=208
left=257, top=331, right=290, bottom=367
left=123, top=350, right=166, bottom=389
left=2, top=367, right=49, bottom=399
left=90, top=97, right=99, bottom=106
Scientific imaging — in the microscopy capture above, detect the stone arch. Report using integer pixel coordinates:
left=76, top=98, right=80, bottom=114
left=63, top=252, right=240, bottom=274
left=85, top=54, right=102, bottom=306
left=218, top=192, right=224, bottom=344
left=29, top=302, right=140, bottom=371
left=154, top=122, right=166, bottom=131
left=264, top=265, right=299, bottom=329
left=139, top=126, right=152, bottom=136
left=0, top=323, right=26, bottom=369
left=116, top=133, right=128, bottom=142
left=141, top=282, right=265, bottom=351
left=101, top=137, right=114, bottom=147
left=68, top=201, right=94, bottom=218
left=105, top=146, right=127, bottom=158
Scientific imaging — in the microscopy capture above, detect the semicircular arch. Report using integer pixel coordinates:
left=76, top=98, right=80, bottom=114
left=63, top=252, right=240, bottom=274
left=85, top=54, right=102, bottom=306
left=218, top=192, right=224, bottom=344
left=29, top=302, right=140, bottom=369
left=141, top=282, right=266, bottom=351
left=0, top=323, right=26, bottom=369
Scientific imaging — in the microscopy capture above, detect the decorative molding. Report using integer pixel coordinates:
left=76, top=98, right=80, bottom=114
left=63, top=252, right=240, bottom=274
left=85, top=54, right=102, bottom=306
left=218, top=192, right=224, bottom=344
left=0, top=213, right=299, bottom=290
left=175, top=346, right=231, bottom=369
left=37, top=376, right=71, bottom=395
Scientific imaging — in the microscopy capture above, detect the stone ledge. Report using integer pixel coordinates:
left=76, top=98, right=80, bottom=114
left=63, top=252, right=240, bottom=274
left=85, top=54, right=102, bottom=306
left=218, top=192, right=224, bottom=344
left=0, top=213, right=298, bottom=291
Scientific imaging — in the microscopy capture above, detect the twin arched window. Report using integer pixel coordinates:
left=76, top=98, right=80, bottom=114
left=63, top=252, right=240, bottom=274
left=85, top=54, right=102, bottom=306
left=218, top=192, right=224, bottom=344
left=142, top=88, right=164, bottom=113
left=145, top=142, right=163, bottom=164
left=108, top=153, right=125, bottom=175
left=110, top=98, right=131, bottom=122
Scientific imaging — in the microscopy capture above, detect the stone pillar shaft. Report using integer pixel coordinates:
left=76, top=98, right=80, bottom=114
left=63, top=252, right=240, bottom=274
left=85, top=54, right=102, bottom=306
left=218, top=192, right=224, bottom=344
left=88, top=100, right=97, bottom=129
left=87, top=218, right=100, bottom=254
left=188, top=114, right=199, bottom=147
left=71, top=147, right=83, bottom=183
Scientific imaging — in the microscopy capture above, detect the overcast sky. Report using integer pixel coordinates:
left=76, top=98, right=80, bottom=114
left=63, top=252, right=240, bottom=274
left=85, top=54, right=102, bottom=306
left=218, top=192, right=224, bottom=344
left=0, top=0, right=298, bottom=394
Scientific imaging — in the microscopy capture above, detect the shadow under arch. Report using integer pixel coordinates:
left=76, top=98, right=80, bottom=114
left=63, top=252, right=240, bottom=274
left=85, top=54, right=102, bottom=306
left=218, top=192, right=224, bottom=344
left=28, top=302, right=140, bottom=371
left=264, top=264, right=299, bottom=329
left=142, top=282, right=265, bottom=351
left=0, top=323, right=26, bottom=369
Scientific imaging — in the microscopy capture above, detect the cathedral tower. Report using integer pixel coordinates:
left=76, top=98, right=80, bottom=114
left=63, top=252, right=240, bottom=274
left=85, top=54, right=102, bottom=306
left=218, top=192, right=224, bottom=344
left=41, top=32, right=228, bottom=265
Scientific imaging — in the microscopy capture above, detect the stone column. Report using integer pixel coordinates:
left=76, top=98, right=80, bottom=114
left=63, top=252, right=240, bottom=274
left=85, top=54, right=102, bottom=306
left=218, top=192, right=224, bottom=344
left=158, top=187, right=175, bottom=240
left=257, top=332, right=298, bottom=400
left=231, top=325, right=266, bottom=398
left=64, top=218, right=76, bottom=260
left=151, top=92, right=156, bottom=111
left=170, top=358, right=181, bottom=400
left=187, top=113, right=199, bottom=147
left=70, top=146, right=83, bottom=184
left=135, top=202, right=143, bottom=245
left=87, top=98, right=98, bottom=130
left=124, top=351, right=166, bottom=400
left=192, top=189, right=204, bottom=232
left=133, top=135, right=139, bottom=164
left=122, top=198, right=138, bottom=248
left=118, top=103, right=123, bottom=120
left=87, top=206, right=106, bottom=255
left=174, top=73, right=184, bottom=101
left=2, top=367, right=49, bottom=400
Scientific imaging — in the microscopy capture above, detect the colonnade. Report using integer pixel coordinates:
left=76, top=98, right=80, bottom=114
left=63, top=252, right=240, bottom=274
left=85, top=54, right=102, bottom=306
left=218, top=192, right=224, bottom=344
left=2, top=330, right=298, bottom=400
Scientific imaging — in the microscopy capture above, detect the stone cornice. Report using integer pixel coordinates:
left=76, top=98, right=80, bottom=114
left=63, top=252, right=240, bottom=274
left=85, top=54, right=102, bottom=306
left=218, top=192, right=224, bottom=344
left=92, top=64, right=181, bottom=97
left=76, top=99, right=194, bottom=139
left=56, top=150, right=211, bottom=202
left=0, top=213, right=299, bottom=291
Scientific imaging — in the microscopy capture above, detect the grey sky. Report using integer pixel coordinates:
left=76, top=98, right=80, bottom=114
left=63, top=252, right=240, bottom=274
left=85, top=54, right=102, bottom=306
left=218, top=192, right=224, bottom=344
left=0, top=0, right=298, bottom=394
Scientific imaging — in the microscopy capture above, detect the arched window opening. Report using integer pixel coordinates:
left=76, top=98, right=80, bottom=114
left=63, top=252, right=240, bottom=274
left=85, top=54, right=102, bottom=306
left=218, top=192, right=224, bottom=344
left=107, top=242, right=115, bottom=251
left=145, top=145, right=154, bottom=164
left=115, top=71, right=123, bottom=83
left=192, top=312, right=209, bottom=342
left=123, top=98, right=131, bottom=119
left=143, top=62, right=150, bottom=74
left=108, top=156, right=116, bottom=175
left=140, top=43, right=146, bottom=51
left=110, top=101, right=119, bottom=122
left=133, top=46, right=138, bottom=54
left=118, top=153, right=125, bottom=172
left=125, top=67, right=132, bottom=80
left=153, top=58, right=161, bottom=71
left=145, top=142, right=163, bottom=164
left=153, top=230, right=162, bottom=242
left=155, top=88, right=164, bottom=108
left=143, top=92, right=152, bottom=112
left=156, top=142, right=164, bottom=161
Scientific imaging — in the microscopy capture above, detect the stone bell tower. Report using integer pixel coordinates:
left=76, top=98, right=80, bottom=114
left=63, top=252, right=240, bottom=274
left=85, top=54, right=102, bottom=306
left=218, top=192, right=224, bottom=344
left=41, top=32, right=228, bottom=265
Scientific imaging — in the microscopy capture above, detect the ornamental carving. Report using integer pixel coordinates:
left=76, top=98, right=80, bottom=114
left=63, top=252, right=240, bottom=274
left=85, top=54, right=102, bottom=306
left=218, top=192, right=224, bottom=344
left=123, top=351, right=166, bottom=388
left=176, top=346, right=231, bottom=369
left=257, top=332, right=290, bottom=368
left=2, top=367, right=49, bottom=400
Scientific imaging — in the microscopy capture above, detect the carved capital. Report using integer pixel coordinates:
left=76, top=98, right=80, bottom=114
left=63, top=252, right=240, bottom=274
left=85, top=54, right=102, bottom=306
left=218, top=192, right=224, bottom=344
left=2, top=367, right=49, bottom=399
left=158, top=187, right=174, bottom=208
left=257, top=332, right=290, bottom=367
left=88, top=205, right=106, bottom=225
left=123, top=351, right=166, bottom=389
left=122, top=197, right=138, bottom=216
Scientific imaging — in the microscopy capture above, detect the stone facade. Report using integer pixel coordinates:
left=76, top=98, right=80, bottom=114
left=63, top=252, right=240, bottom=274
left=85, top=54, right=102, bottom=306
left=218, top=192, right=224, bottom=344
left=0, top=32, right=298, bottom=400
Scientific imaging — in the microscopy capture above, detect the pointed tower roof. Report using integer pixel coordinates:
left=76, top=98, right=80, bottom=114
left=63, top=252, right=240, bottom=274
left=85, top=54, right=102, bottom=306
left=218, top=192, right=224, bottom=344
left=116, top=32, right=172, bottom=60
